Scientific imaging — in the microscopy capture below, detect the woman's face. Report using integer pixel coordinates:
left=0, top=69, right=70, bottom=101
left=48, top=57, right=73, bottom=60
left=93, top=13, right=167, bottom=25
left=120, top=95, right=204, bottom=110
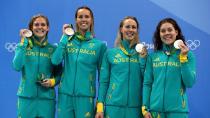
left=160, top=22, right=178, bottom=45
left=76, top=9, right=92, bottom=33
left=32, top=17, right=49, bottom=39
left=121, top=19, right=137, bottom=41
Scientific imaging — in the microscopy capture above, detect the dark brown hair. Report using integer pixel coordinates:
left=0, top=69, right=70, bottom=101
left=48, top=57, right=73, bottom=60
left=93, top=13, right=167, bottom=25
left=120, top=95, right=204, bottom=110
left=75, top=6, right=94, bottom=35
left=153, top=18, right=185, bottom=50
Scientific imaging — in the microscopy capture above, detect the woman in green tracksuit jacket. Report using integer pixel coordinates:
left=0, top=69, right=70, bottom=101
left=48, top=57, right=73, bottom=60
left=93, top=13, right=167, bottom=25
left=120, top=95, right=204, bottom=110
left=13, top=14, right=61, bottom=118
left=51, top=6, right=106, bottom=118
left=95, top=16, right=147, bottom=118
left=142, top=18, right=196, bottom=118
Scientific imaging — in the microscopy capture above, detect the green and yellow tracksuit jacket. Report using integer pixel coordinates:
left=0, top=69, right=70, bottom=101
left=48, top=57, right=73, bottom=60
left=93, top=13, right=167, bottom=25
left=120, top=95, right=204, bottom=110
left=13, top=36, right=62, bottom=99
left=97, top=40, right=146, bottom=112
left=142, top=44, right=196, bottom=114
left=51, top=32, right=107, bottom=97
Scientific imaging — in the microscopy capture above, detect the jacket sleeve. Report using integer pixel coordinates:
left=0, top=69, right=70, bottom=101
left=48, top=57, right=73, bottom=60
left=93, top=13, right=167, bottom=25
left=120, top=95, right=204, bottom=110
left=97, top=43, right=107, bottom=78
left=51, top=35, right=69, bottom=65
left=139, top=55, right=147, bottom=77
left=12, top=38, right=28, bottom=71
left=97, top=51, right=110, bottom=103
left=180, top=51, right=196, bottom=88
left=142, top=54, right=153, bottom=108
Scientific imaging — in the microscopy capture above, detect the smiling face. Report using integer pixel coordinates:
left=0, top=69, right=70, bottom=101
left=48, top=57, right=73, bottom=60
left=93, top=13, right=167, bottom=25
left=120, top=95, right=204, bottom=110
left=32, top=17, right=49, bottom=40
left=76, top=8, right=92, bottom=34
left=121, top=19, right=138, bottom=41
left=159, top=22, right=178, bottom=45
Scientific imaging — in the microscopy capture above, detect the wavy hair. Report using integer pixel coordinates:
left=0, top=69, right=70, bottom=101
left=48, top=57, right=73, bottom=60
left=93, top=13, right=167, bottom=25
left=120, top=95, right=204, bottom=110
left=153, top=17, right=185, bottom=50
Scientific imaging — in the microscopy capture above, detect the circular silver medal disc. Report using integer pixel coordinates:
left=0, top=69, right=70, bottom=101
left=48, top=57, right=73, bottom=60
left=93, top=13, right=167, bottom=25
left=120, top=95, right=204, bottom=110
left=64, top=27, right=74, bottom=36
left=174, top=39, right=183, bottom=49
left=24, top=30, right=32, bottom=37
left=135, top=43, right=144, bottom=53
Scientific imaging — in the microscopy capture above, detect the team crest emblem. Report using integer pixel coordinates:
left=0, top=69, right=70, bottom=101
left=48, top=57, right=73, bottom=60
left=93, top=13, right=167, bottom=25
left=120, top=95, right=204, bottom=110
left=89, top=43, right=95, bottom=48
left=67, top=42, right=73, bottom=47
left=154, top=57, right=160, bottom=62
left=115, top=53, right=122, bottom=58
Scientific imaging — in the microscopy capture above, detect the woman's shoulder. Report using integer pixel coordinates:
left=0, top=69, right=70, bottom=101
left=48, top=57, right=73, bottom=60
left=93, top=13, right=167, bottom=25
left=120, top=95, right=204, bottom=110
left=89, top=38, right=107, bottom=47
left=105, top=47, right=121, bottom=55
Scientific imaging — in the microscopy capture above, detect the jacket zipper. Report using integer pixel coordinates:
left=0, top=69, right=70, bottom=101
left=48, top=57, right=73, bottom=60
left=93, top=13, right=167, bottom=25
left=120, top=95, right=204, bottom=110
left=37, top=47, right=41, bottom=97
left=127, top=56, right=131, bottom=106
left=162, top=55, right=169, bottom=111
left=72, top=41, right=82, bottom=95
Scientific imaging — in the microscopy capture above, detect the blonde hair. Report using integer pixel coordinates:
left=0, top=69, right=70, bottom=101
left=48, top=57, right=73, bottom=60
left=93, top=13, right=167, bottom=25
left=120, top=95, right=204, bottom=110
left=114, top=16, right=140, bottom=47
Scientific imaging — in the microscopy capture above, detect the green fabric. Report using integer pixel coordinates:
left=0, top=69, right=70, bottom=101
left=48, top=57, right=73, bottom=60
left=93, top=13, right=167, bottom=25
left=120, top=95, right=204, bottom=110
left=17, top=97, right=55, bottom=118
left=59, top=32, right=93, bottom=47
left=21, top=37, right=29, bottom=47
left=74, top=31, right=92, bottom=41
left=33, top=36, right=48, bottom=47
left=97, top=40, right=146, bottom=107
left=150, top=111, right=188, bottom=118
left=25, top=36, right=49, bottom=49
left=60, top=34, right=69, bottom=45
left=13, top=37, right=62, bottom=99
left=143, top=45, right=196, bottom=112
left=105, top=105, right=143, bottom=118
left=51, top=32, right=107, bottom=97
left=58, top=94, right=94, bottom=118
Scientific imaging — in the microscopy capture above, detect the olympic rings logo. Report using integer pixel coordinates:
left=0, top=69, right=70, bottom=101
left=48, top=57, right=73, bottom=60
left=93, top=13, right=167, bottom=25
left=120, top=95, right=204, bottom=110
left=186, top=40, right=200, bottom=50
left=5, top=42, right=17, bottom=52
left=142, top=40, right=200, bottom=50
left=5, top=42, right=58, bottom=52
left=4, top=40, right=200, bottom=52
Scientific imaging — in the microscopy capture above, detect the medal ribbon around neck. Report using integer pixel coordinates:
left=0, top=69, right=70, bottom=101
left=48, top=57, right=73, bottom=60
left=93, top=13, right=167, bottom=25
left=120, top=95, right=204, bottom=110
left=27, top=38, right=33, bottom=49
left=163, top=47, right=177, bottom=56
left=68, top=32, right=92, bottom=41
left=34, top=38, right=48, bottom=47
left=26, top=36, right=48, bottom=49
left=119, top=44, right=137, bottom=57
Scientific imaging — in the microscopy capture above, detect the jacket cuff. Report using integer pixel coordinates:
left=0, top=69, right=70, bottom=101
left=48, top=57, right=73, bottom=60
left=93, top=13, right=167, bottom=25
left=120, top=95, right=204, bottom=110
left=96, top=102, right=104, bottom=113
left=59, top=34, right=69, bottom=46
left=142, top=106, right=148, bottom=116
left=179, top=54, right=188, bottom=63
left=49, top=78, right=55, bottom=87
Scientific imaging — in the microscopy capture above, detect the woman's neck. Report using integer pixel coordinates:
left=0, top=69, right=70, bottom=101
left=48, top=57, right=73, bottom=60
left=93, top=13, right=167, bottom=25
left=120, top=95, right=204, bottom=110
left=39, top=37, right=45, bottom=43
left=34, top=35, right=46, bottom=43
left=79, top=29, right=90, bottom=36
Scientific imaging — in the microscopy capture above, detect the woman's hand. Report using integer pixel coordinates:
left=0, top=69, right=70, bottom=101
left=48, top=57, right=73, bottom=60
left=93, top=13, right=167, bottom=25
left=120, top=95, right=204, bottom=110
left=139, top=46, right=148, bottom=58
left=144, top=112, right=152, bottom=118
left=179, top=42, right=189, bottom=56
left=63, top=24, right=71, bottom=34
left=95, top=112, right=104, bottom=118
left=40, top=79, right=52, bottom=88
